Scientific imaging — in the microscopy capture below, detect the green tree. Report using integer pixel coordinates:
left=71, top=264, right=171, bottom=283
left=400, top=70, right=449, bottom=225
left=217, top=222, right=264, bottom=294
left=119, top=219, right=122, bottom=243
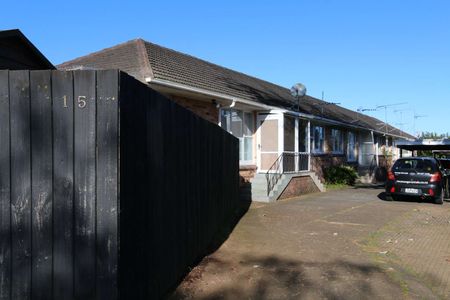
left=420, top=132, right=448, bottom=139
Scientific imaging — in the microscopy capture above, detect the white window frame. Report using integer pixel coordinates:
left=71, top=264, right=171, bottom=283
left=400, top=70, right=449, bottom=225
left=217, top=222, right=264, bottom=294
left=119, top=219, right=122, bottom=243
left=311, top=125, right=325, bottom=154
left=220, top=108, right=254, bottom=165
left=331, top=129, right=344, bottom=154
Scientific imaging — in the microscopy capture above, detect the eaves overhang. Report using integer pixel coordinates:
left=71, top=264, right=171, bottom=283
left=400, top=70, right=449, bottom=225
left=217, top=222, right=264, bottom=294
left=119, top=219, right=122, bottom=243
left=147, top=77, right=411, bottom=140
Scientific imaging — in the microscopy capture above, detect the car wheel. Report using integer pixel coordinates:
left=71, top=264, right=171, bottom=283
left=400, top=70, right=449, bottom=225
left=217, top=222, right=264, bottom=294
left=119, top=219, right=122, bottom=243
left=435, top=188, right=444, bottom=205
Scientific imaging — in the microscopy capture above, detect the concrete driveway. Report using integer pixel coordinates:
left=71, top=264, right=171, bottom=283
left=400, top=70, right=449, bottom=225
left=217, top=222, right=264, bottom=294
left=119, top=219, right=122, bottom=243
left=171, top=186, right=450, bottom=299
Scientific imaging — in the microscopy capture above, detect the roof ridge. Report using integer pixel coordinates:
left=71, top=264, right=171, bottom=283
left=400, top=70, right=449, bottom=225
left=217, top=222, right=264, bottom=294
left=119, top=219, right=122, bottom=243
left=56, top=38, right=142, bottom=67
left=135, top=39, right=154, bottom=80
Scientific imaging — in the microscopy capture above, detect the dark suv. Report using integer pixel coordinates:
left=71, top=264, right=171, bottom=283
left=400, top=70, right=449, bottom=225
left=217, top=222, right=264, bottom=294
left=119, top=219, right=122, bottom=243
left=386, top=157, right=445, bottom=204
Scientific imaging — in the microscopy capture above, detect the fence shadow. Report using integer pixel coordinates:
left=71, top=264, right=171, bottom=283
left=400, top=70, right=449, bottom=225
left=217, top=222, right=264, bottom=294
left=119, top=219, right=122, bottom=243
left=165, top=182, right=252, bottom=298
left=170, top=254, right=392, bottom=300
left=207, top=183, right=252, bottom=254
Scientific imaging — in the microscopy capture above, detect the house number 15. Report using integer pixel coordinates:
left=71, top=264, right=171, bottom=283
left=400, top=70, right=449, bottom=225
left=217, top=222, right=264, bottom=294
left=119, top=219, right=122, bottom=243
left=60, top=95, right=88, bottom=108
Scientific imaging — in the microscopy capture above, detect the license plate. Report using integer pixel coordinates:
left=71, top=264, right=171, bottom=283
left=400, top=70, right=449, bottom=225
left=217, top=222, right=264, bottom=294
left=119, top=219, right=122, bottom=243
left=405, top=188, right=419, bottom=194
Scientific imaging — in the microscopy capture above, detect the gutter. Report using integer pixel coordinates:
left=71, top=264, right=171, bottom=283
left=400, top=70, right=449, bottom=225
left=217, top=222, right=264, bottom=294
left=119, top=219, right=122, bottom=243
left=147, top=77, right=412, bottom=140
left=148, top=77, right=276, bottom=110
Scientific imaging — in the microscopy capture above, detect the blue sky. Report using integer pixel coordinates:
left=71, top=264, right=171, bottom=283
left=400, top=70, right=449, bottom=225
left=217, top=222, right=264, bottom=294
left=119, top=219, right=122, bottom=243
left=3, top=0, right=449, bottom=136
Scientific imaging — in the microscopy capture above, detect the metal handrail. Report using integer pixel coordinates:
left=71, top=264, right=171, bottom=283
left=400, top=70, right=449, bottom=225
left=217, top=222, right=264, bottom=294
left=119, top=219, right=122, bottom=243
left=265, top=152, right=310, bottom=196
left=265, top=153, right=284, bottom=196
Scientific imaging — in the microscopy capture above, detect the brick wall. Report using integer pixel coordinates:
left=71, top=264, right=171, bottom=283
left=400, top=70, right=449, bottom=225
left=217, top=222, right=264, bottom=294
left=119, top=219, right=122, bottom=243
left=239, top=165, right=257, bottom=185
left=169, top=95, right=219, bottom=124
left=278, top=175, right=320, bottom=200
left=311, top=154, right=347, bottom=181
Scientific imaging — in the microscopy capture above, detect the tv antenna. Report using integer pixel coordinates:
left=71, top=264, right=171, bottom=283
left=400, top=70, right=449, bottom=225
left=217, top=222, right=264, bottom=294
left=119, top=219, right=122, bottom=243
left=413, top=112, right=427, bottom=137
left=375, top=102, right=408, bottom=138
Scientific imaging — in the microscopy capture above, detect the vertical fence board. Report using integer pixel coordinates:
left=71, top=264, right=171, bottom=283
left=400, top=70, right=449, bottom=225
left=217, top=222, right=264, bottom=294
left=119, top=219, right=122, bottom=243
left=118, top=73, right=150, bottom=299
left=30, top=70, right=53, bottom=300
left=96, top=70, right=118, bottom=300
left=9, top=70, right=31, bottom=300
left=51, top=71, right=74, bottom=299
left=138, top=78, right=150, bottom=298
left=73, top=70, right=96, bottom=299
left=117, top=74, right=133, bottom=299
left=0, top=70, right=11, bottom=300
left=147, top=88, right=161, bottom=298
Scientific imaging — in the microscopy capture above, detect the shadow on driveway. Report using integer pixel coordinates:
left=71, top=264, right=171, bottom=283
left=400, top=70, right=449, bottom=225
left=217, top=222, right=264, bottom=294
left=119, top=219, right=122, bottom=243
left=171, top=254, right=389, bottom=300
left=377, top=191, right=450, bottom=204
left=352, top=183, right=385, bottom=190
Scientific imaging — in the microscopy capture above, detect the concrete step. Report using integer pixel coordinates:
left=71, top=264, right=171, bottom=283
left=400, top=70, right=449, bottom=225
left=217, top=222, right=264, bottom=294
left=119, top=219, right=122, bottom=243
left=251, top=195, right=270, bottom=202
left=250, top=171, right=326, bottom=202
left=251, top=177, right=267, bottom=184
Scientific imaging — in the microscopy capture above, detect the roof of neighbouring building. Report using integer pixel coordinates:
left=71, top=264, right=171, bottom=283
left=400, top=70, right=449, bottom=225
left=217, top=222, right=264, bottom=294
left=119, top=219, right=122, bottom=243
left=58, top=38, right=414, bottom=139
left=396, top=139, right=450, bottom=151
left=0, top=29, right=55, bottom=70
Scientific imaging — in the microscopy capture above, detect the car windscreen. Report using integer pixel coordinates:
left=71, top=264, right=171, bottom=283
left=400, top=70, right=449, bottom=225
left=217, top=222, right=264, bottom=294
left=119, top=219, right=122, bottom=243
left=392, top=159, right=437, bottom=173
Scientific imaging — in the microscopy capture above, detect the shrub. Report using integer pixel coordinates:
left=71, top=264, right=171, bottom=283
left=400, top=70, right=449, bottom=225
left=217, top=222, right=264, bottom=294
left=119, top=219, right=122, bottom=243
left=324, top=165, right=358, bottom=185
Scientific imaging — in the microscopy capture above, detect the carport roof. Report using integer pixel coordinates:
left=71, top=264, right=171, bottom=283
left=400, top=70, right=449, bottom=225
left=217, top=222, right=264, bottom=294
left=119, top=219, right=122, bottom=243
left=396, top=139, right=450, bottom=151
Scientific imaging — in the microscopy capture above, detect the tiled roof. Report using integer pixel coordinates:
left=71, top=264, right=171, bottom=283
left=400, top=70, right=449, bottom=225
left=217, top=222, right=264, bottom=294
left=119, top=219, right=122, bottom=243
left=57, top=39, right=151, bottom=82
left=144, top=41, right=300, bottom=109
left=58, top=39, right=414, bottom=139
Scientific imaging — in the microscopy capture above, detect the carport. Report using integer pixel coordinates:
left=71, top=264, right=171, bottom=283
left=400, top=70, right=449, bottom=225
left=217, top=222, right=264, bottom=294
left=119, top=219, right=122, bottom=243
left=396, top=139, right=450, bottom=199
left=396, top=139, right=450, bottom=157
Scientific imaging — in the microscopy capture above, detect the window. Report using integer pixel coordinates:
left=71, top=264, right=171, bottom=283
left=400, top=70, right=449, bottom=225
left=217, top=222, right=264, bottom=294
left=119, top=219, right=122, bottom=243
left=347, top=132, right=357, bottom=161
left=311, top=126, right=324, bottom=153
left=220, top=109, right=254, bottom=163
left=298, top=119, right=308, bottom=152
left=331, top=129, right=343, bottom=153
left=393, top=159, right=437, bottom=174
left=376, top=135, right=386, bottom=147
left=284, top=116, right=295, bottom=152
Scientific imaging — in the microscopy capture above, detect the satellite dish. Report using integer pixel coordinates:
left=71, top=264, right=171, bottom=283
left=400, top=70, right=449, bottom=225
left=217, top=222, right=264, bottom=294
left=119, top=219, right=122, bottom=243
left=290, top=83, right=307, bottom=98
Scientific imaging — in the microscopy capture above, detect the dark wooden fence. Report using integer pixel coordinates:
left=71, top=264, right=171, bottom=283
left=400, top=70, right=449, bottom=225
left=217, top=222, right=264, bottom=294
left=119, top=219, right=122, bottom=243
left=0, top=70, right=240, bottom=299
